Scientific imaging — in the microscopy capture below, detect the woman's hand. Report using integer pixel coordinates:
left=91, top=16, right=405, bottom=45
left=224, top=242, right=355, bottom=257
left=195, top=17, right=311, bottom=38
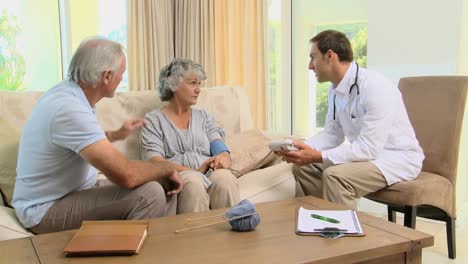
left=210, top=152, right=231, bottom=170
left=197, top=157, right=215, bottom=174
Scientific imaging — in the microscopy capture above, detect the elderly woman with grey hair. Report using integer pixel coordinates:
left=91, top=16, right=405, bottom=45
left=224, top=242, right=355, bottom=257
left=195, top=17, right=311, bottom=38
left=141, top=58, right=240, bottom=214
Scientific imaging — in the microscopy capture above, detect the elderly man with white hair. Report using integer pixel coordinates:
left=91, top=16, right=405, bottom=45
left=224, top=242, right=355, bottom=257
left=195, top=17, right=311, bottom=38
left=12, top=36, right=183, bottom=234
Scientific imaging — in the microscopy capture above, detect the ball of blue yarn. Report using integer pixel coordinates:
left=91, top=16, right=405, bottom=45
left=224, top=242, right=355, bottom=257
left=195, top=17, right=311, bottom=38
left=225, top=199, right=261, bottom=231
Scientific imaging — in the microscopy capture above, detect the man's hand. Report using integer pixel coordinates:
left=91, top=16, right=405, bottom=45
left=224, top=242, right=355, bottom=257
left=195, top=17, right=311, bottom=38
left=210, top=152, right=231, bottom=170
left=106, top=119, right=145, bottom=142
left=275, top=140, right=322, bottom=166
left=197, top=157, right=215, bottom=174
left=165, top=170, right=183, bottom=195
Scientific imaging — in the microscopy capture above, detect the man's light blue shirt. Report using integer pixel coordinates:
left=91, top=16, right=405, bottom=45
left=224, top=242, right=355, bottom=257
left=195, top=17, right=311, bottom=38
left=12, top=80, right=106, bottom=228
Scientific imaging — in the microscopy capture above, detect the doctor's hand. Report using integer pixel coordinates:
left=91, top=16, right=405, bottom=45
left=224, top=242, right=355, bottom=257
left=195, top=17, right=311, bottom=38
left=276, top=140, right=322, bottom=166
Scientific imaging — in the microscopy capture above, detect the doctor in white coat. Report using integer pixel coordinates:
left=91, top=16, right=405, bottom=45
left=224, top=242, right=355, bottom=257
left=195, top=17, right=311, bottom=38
left=277, top=30, right=424, bottom=209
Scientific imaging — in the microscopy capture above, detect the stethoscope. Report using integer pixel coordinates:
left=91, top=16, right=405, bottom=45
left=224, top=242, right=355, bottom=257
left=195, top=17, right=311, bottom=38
left=333, top=62, right=360, bottom=120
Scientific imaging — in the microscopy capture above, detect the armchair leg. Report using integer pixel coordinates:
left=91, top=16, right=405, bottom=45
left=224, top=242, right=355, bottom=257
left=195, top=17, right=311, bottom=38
left=387, top=206, right=396, bottom=223
left=446, top=217, right=456, bottom=259
left=403, top=206, right=417, bottom=229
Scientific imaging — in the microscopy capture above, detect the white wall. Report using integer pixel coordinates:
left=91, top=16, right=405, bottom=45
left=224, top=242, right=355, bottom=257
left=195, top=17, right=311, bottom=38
left=458, top=0, right=468, bottom=217
left=368, top=0, right=463, bottom=82
left=458, top=0, right=468, bottom=75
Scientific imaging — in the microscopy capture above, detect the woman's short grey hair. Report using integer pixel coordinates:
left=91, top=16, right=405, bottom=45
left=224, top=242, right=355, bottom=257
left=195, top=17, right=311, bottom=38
left=157, top=58, right=207, bottom=101
left=68, top=36, right=125, bottom=87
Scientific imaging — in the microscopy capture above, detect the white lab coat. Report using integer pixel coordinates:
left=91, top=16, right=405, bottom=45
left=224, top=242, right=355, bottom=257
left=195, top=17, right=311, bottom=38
left=305, top=63, right=424, bottom=185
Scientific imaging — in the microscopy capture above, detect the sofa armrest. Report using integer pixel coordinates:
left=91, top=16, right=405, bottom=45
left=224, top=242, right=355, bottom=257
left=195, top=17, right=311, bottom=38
left=0, top=206, right=33, bottom=241
left=238, top=162, right=295, bottom=204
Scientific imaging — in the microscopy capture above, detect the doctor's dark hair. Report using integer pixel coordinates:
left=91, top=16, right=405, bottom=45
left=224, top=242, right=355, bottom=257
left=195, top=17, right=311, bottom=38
left=157, top=58, right=207, bottom=101
left=310, top=30, right=353, bottom=62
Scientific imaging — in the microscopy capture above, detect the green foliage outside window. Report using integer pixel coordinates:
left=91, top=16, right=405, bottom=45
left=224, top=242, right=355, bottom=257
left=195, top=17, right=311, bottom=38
left=0, top=10, right=26, bottom=91
left=351, top=27, right=368, bottom=68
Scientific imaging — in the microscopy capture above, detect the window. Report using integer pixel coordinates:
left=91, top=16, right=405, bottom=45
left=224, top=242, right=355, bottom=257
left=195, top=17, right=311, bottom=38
left=267, top=0, right=368, bottom=136
left=62, top=0, right=128, bottom=90
left=266, top=0, right=369, bottom=136
left=0, top=0, right=127, bottom=92
left=0, top=0, right=61, bottom=91
left=267, top=0, right=292, bottom=135
left=292, top=0, right=368, bottom=137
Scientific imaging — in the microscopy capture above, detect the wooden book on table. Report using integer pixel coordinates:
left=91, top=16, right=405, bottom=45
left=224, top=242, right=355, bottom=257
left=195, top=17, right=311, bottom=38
left=295, top=207, right=365, bottom=237
left=63, top=220, right=149, bottom=257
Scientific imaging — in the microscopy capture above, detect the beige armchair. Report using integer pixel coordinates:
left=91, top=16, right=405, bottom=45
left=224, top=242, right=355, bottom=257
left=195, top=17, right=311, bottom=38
left=366, top=76, right=468, bottom=259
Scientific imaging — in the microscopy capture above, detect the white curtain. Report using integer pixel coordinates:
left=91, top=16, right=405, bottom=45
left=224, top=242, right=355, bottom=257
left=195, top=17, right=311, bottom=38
left=127, top=0, right=174, bottom=91
left=173, top=0, right=216, bottom=87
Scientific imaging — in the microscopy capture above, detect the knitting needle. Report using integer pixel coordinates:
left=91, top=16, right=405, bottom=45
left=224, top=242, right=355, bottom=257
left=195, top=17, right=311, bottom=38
left=175, top=212, right=259, bottom=234
left=186, top=210, right=262, bottom=222
left=186, top=213, right=226, bottom=222
left=175, top=219, right=227, bottom=233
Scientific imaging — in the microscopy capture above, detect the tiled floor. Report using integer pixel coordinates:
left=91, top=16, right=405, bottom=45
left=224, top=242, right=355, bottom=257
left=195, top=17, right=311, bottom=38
left=359, top=199, right=468, bottom=263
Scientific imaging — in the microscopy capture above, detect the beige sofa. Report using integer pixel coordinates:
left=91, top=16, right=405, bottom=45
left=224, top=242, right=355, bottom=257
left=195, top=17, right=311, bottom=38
left=0, top=86, right=295, bottom=241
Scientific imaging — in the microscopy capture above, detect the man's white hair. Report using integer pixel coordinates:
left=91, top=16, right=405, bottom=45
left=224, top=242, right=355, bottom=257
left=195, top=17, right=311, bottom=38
left=68, top=36, right=124, bottom=87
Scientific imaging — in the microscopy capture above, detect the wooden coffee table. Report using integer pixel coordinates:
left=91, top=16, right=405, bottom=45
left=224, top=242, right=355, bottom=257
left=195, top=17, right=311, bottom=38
left=0, top=196, right=433, bottom=263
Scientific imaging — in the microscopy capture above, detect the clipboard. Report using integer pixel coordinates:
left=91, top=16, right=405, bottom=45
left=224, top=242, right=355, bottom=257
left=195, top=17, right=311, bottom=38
left=295, top=207, right=365, bottom=237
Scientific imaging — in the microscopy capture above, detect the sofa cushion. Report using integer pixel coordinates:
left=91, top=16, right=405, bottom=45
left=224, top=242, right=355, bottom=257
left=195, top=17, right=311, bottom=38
left=0, top=91, right=43, bottom=129
left=196, top=86, right=254, bottom=136
left=225, top=129, right=276, bottom=177
left=97, top=91, right=163, bottom=160
left=96, top=87, right=253, bottom=160
left=0, top=118, right=21, bottom=207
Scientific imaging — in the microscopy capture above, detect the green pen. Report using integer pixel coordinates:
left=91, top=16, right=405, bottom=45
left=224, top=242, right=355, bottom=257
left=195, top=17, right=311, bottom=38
left=311, top=214, right=341, bottom=224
